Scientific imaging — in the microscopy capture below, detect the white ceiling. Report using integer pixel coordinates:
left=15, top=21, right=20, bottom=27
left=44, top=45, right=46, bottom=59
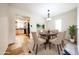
left=10, top=3, right=78, bottom=18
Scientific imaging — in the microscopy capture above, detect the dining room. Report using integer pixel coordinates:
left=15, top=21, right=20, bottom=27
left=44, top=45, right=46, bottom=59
left=4, top=3, right=77, bottom=55
left=24, top=4, right=77, bottom=55
left=0, top=1, right=79, bottom=59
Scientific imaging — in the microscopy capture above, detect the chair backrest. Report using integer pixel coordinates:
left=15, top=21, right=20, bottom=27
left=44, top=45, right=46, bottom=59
left=63, top=31, right=67, bottom=40
left=31, top=32, right=38, bottom=45
left=57, top=32, right=65, bottom=40
left=54, top=30, right=58, bottom=33
left=52, top=32, right=65, bottom=44
left=51, top=32, right=65, bottom=45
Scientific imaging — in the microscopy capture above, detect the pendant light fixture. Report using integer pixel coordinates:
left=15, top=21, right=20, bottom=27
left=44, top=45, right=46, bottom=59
left=46, top=10, right=51, bottom=21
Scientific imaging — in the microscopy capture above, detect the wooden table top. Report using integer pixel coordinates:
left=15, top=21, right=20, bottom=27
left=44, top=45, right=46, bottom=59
left=39, top=32, right=57, bottom=36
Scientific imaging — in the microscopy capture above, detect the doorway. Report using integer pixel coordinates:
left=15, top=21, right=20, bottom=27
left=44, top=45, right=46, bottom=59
left=15, top=16, right=30, bottom=37
left=4, top=16, right=30, bottom=55
left=15, top=16, right=30, bottom=48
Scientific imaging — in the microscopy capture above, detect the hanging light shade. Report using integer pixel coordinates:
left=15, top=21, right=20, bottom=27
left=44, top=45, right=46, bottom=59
left=46, top=10, right=51, bottom=21
left=47, top=18, right=51, bottom=21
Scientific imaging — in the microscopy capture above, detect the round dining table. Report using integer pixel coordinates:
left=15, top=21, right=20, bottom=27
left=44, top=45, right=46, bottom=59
left=39, top=32, right=57, bottom=49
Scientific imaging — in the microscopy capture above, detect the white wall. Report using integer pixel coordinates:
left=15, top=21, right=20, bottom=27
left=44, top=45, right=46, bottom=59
left=8, top=13, right=16, bottom=44
left=0, top=4, right=9, bottom=54
left=46, top=8, right=77, bottom=39
left=8, top=5, right=45, bottom=43
left=46, top=8, right=77, bottom=31
left=0, top=4, right=45, bottom=54
left=77, top=6, right=79, bottom=54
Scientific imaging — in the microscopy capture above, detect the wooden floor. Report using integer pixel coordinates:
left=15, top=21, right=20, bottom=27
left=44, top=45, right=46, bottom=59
left=4, top=34, right=77, bottom=55
left=4, top=34, right=30, bottom=55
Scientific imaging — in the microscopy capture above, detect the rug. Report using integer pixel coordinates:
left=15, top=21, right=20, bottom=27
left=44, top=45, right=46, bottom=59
left=63, top=49, right=71, bottom=55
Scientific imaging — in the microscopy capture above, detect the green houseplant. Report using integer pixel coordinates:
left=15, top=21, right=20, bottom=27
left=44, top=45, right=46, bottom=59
left=68, top=25, right=77, bottom=39
left=68, top=25, right=77, bottom=43
left=36, top=24, right=41, bottom=28
left=42, top=24, right=45, bottom=29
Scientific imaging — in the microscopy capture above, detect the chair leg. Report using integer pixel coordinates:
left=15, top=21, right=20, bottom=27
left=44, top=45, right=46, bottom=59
left=49, top=43, right=51, bottom=49
left=35, top=44, right=38, bottom=55
left=44, top=43, right=46, bottom=50
left=57, top=44, right=60, bottom=55
left=33, top=43, right=35, bottom=51
left=62, top=40, right=64, bottom=47
left=59, top=44, right=62, bottom=51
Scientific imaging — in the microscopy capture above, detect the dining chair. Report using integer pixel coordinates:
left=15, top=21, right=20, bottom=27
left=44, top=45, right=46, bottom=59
left=62, top=31, right=66, bottom=47
left=49, top=32, right=65, bottom=55
left=31, top=32, right=46, bottom=54
left=53, top=30, right=58, bottom=33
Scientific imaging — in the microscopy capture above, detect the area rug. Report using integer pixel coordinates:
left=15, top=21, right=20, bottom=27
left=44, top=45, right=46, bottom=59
left=63, top=49, right=71, bottom=55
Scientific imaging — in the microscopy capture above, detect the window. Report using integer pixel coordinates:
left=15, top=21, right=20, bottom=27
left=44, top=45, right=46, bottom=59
left=55, top=19, right=62, bottom=32
left=16, top=21, right=24, bottom=28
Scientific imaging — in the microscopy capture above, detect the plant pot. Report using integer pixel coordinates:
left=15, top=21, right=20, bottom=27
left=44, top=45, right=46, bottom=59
left=70, top=39, right=75, bottom=43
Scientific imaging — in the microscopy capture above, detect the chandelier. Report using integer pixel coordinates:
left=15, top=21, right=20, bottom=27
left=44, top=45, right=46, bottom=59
left=46, top=10, right=51, bottom=21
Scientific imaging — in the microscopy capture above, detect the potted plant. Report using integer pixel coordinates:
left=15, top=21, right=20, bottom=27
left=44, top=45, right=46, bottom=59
left=68, top=25, right=77, bottom=43
left=36, top=24, right=41, bottom=28
left=42, top=24, right=45, bottom=29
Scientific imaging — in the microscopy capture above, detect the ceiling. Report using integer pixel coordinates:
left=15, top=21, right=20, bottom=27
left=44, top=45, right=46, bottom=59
left=10, top=3, right=78, bottom=18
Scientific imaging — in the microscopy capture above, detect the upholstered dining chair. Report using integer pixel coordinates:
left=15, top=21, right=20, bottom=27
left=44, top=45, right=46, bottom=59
left=31, top=32, right=46, bottom=54
left=53, top=30, right=58, bottom=33
left=49, top=32, right=65, bottom=55
left=62, top=31, right=66, bottom=47
left=50, top=30, right=58, bottom=39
